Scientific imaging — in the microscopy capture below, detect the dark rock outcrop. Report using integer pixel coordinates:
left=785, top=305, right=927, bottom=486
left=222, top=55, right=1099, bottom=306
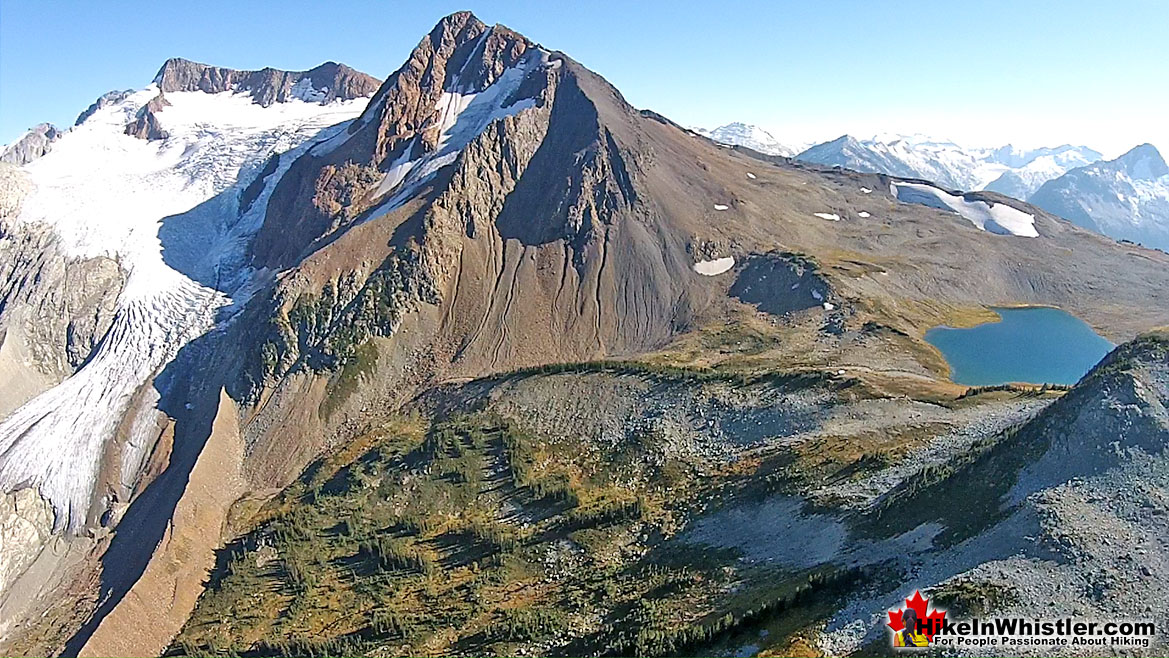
left=1010, top=330, right=1169, bottom=494
left=123, top=93, right=171, bottom=141
left=152, top=58, right=380, bottom=106
left=0, top=124, right=60, bottom=166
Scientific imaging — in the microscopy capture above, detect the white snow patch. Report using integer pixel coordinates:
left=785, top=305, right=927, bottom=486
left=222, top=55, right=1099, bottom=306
left=814, top=212, right=841, bottom=221
left=714, top=204, right=729, bottom=211
left=857, top=211, right=871, bottom=218
left=860, top=187, right=872, bottom=194
left=890, top=181, right=1038, bottom=237
left=693, top=256, right=735, bottom=276
left=746, top=172, right=757, bottom=179
left=823, top=302, right=835, bottom=310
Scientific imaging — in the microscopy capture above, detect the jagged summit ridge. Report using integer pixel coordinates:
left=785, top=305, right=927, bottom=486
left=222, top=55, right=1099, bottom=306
left=153, top=57, right=381, bottom=106
left=356, top=11, right=539, bottom=161
left=250, top=11, right=559, bottom=267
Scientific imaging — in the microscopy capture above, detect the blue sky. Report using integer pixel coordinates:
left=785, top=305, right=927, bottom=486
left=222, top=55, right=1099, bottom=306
left=2, top=0, right=1166, bottom=156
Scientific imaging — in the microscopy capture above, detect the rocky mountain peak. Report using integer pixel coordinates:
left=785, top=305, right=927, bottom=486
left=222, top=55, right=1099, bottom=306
left=355, top=12, right=537, bottom=163
left=1113, top=143, right=1168, bottom=180
left=152, top=57, right=381, bottom=106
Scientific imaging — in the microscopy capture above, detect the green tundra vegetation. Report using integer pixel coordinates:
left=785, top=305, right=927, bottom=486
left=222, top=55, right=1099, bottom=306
left=169, top=410, right=866, bottom=657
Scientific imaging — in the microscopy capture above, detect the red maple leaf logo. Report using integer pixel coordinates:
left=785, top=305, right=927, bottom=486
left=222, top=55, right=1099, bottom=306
left=888, top=590, right=947, bottom=641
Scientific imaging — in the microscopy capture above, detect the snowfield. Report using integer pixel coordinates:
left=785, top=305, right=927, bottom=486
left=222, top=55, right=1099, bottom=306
left=891, top=181, right=1039, bottom=237
left=0, top=85, right=368, bottom=532
left=693, top=257, right=736, bottom=276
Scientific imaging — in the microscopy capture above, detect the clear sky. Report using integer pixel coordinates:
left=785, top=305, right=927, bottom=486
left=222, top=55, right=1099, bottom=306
left=2, top=0, right=1166, bottom=157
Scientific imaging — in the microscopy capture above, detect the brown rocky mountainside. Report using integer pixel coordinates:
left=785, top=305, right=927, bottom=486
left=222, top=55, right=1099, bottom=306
left=241, top=11, right=1169, bottom=391
left=211, top=10, right=1169, bottom=488
left=153, top=58, right=381, bottom=105
left=6, top=11, right=1169, bottom=658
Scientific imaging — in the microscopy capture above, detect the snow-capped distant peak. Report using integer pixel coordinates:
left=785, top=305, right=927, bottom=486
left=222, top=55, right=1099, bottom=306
left=1029, top=143, right=1169, bottom=252
left=797, top=134, right=1103, bottom=200
left=1113, top=143, right=1169, bottom=181
left=702, top=122, right=795, bottom=157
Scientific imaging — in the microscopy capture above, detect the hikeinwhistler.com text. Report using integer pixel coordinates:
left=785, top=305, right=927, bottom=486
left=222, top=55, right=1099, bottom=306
left=923, top=617, right=1157, bottom=649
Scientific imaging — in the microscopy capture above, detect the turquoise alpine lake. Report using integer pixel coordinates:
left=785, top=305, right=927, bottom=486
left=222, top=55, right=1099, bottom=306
left=925, top=307, right=1114, bottom=386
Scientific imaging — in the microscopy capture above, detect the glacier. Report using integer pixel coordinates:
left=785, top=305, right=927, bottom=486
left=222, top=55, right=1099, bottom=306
left=0, top=85, right=368, bottom=532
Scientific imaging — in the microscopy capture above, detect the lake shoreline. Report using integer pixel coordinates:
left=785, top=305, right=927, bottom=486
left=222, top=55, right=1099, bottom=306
left=926, top=307, right=1115, bottom=387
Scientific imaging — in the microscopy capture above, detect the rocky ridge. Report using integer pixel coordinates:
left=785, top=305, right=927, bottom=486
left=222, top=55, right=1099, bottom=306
left=153, top=58, right=381, bottom=106
left=0, top=124, right=60, bottom=166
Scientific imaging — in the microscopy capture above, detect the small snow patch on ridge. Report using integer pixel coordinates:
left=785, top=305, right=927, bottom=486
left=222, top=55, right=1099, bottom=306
left=814, top=212, right=840, bottom=221
left=693, top=256, right=735, bottom=276
left=860, top=187, right=872, bottom=194
left=746, top=172, right=757, bottom=179
left=714, top=204, right=729, bottom=211
left=858, top=211, right=871, bottom=218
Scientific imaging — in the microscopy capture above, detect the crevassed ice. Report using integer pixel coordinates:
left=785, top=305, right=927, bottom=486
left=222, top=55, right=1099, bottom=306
left=0, top=86, right=367, bottom=532
left=891, top=181, right=1038, bottom=237
left=289, top=77, right=327, bottom=103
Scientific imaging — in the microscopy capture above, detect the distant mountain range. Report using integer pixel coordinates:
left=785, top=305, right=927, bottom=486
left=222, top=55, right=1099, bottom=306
left=1029, top=143, right=1169, bottom=252
left=795, top=134, right=1102, bottom=196
left=695, top=125, right=1169, bottom=252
